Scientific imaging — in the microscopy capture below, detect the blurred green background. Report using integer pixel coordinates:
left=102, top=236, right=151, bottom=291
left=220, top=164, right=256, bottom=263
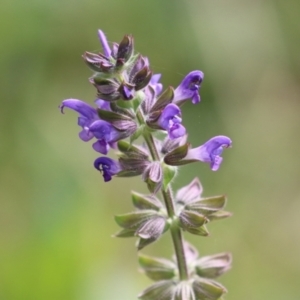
left=1, top=0, right=300, bottom=299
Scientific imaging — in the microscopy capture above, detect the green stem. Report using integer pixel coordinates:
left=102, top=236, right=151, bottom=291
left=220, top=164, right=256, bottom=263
left=138, top=111, right=188, bottom=280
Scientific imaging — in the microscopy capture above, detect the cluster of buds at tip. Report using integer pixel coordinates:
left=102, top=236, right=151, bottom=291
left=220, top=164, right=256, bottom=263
left=60, top=29, right=233, bottom=300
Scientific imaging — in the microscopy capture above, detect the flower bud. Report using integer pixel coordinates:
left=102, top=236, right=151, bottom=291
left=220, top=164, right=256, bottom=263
left=117, top=34, right=134, bottom=63
left=136, top=216, right=168, bottom=250
left=142, top=162, right=163, bottom=194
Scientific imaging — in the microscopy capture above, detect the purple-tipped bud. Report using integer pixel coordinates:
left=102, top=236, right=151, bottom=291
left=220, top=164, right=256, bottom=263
left=185, top=136, right=232, bottom=171
left=95, top=99, right=111, bottom=111
left=157, top=104, right=186, bottom=139
left=98, top=29, right=111, bottom=58
left=150, top=74, right=163, bottom=96
left=94, top=157, right=121, bottom=182
left=117, top=34, right=134, bottom=62
left=174, top=70, right=204, bottom=105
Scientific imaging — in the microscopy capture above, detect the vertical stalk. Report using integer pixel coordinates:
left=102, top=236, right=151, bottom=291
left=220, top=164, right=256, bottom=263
left=142, top=128, right=189, bottom=281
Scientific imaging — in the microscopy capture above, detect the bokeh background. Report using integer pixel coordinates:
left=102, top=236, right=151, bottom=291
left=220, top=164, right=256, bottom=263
left=1, top=0, right=300, bottom=299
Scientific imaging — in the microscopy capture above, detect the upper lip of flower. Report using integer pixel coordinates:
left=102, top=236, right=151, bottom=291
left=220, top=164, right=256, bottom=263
left=173, top=70, right=204, bottom=105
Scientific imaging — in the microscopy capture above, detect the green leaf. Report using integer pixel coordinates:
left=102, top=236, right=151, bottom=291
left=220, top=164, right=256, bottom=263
left=130, top=125, right=144, bottom=143
left=162, top=165, right=177, bottom=191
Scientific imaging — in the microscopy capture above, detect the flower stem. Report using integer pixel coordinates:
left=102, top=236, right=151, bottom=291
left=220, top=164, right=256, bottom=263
left=142, top=129, right=189, bottom=281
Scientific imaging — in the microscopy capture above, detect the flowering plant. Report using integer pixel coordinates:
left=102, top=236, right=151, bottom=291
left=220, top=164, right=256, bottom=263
left=60, top=30, right=232, bottom=299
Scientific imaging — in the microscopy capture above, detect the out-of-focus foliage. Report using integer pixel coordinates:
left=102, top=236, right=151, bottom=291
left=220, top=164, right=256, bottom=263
left=1, top=0, right=300, bottom=299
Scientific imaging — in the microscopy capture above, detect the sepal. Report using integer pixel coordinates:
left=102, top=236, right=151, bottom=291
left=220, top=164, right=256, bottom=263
left=113, top=228, right=136, bottom=238
left=118, top=155, right=149, bottom=177
left=179, top=210, right=208, bottom=229
left=116, top=34, right=134, bottom=63
left=92, top=77, right=120, bottom=101
left=208, top=211, right=233, bottom=222
left=114, top=210, right=156, bottom=229
left=82, top=51, right=113, bottom=73
left=150, top=86, right=174, bottom=113
left=174, top=282, right=195, bottom=300
left=131, top=192, right=163, bottom=210
left=142, top=162, right=163, bottom=193
left=185, top=225, right=209, bottom=237
left=138, top=253, right=176, bottom=281
left=164, top=143, right=190, bottom=165
left=161, top=135, right=188, bottom=155
left=195, top=252, right=232, bottom=279
left=192, top=277, right=227, bottom=300
left=176, top=177, right=203, bottom=205
left=185, top=195, right=227, bottom=215
left=138, top=280, right=176, bottom=300
left=136, top=216, right=168, bottom=250
left=132, top=66, right=153, bottom=91
left=118, top=140, right=149, bottom=159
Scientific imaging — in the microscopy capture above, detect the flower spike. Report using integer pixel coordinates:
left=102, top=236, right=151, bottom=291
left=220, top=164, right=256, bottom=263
left=60, top=29, right=233, bottom=299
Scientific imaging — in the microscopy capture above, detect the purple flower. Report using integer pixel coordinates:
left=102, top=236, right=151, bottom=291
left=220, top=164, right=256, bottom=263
left=95, top=99, right=111, bottom=111
left=94, top=157, right=121, bottom=182
left=157, top=103, right=186, bottom=139
left=88, top=120, right=120, bottom=154
left=174, top=70, right=204, bottom=105
left=98, top=30, right=111, bottom=58
left=60, top=99, right=98, bottom=141
left=185, top=136, right=232, bottom=171
left=60, top=98, right=117, bottom=154
left=150, top=74, right=163, bottom=96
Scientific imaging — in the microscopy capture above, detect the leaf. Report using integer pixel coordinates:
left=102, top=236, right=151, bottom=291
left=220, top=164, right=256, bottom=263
left=162, top=165, right=177, bottom=191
